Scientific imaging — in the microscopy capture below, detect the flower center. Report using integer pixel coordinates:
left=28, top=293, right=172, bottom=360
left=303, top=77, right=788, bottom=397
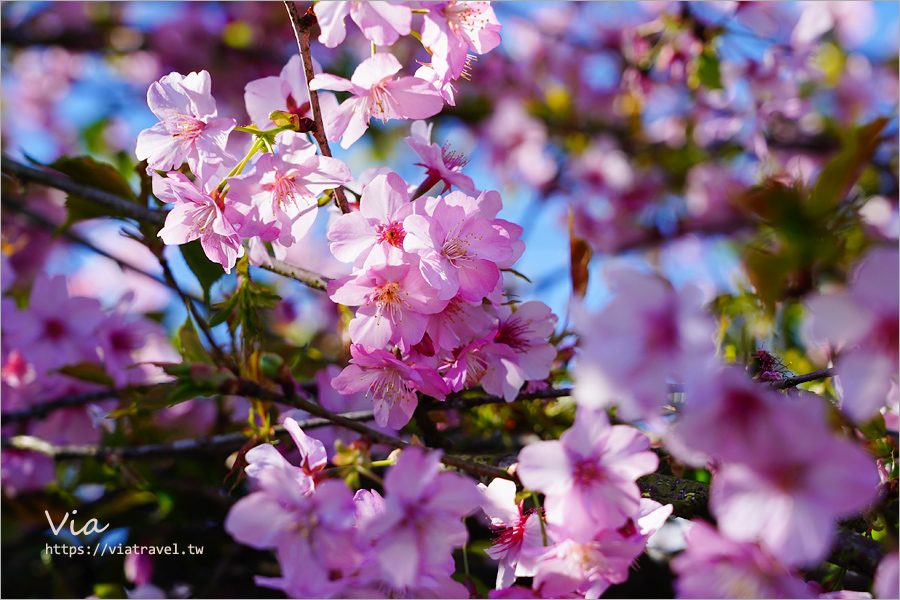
left=376, top=221, right=406, bottom=248
left=43, top=318, right=67, bottom=340
left=440, top=142, right=469, bottom=171
left=573, top=458, right=606, bottom=488
left=496, top=318, right=533, bottom=353
left=171, top=115, right=205, bottom=141
left=442, top=238, right=471, bottom=265
left=367, top=83, right=394, bottom=123
left=374, top=281, right=405, bottom=326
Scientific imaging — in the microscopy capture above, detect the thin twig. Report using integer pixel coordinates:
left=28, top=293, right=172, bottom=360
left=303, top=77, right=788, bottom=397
left=257, top=257, right=331, bottom=291
left=232, top=376, right=516, bottom=482
left=2, top=196, right=200, bottom=303
left=283, top=1, right=351, bottom=214
left=1, top=411, right=376, bottom=459
left=158, top=254, right=232, bottom=368
left=773, top=367, right=835, bottom=390
left=1, top=389, right=133, bottom=425
left=1, top=155, right=166, bottom=225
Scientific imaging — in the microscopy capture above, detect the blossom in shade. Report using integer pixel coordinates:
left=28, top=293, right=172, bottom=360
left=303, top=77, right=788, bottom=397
left=135, top=70, right=235, bottom=178
left=405, top=120, right=477, bottom=195
left=874, top=552, right=899, bottom=600
left=478, top=478, right=544, bottom=589
left=310, top=53, right=443, bottom=149
left=315, top=1, right=412, bottom=48
left=426, top=293, right=493, bottom=352
left=671, top=521, right=818, bottom=599
left=154, top=171, right=244, bottom=273
left=709, top=404, right=879, bottom=566
left=666, top=366, right=801, bottom=467
left=517, top=408, right=658, bottom=535
left=225, top=420, right=363, bottom=598
left=327, top=172, right=416, bottom=268
left=1, top=274, right=104, bottom=375
left=362, top=447, right=481, bottom=590
left=331, top=345, right=449, bottom=429
left=327, top=258, right=449, bottom=351
left=227, top=131, right=351, bottom=248
left=573, top=268, right=717, bottom=424
left=421, top=2, right=502, bottom=80
left=807, top=248, right=899, bottom=423
left=531, top=500, right=672, bottom=599
left=482, top=301, right=558, bottom=401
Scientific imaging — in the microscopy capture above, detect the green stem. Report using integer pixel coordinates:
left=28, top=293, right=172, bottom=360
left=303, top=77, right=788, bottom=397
left=369, top=459, right=395, bottom=468
left=233, top=123, right=296, bottom=136
left=355, top=465, right=384, bottom=486
left=462, top=527, right=470, bottom=578
left=531, top=491, right=548, bottom=546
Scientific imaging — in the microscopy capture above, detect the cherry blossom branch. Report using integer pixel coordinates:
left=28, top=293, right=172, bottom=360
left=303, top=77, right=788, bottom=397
left=2, top=195, right=203, bottom=305
left=0, top=411, right=375, bottom=459
left=256, top=257, right=331, bottom=291
left=0, top=389, right=136, bottom=425
left=283, top=1, right=351, bottom=215
left=228, top=375, right=517, bottom=482
left=772, top=367, right=835, bottom=390
left=1, top=155, right=166, bottom=225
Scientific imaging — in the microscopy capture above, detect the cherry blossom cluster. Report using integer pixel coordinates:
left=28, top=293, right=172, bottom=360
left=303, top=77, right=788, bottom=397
left=477, top=407, right=671, bottom=597
left=225, top=417, right=480, bottom=598
left=1, top=274, right=174, bottom=495
left=326, top=169, right=557, bottom=429
left=135, top=2, right=504, bottom=273
left=568, top=257, right=895, bottom=598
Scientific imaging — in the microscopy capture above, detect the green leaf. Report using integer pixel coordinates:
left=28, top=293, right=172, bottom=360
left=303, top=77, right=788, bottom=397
left=49, top=155, right=138, bottom=231
left=696, top=50, right=722, bottom=90
left=209, top=293, right=240, bottom=329
left=809, top=117, right=889, bottom=218
left=92, top=584, right=128, bottom=600
left=178, top=318, right=213, bottom=365
left=180, top=239, right=225, bottom=304
left=57, top=362, right=114, bottom=387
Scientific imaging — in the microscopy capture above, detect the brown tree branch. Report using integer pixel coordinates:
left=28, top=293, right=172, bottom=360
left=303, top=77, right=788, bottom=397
left=257, top=257, right=331, bottom=291
left=773, top=367, right=835, bottom=390
left=283, top=1, right=351, bottom=214
left=0, top=411, right=375, bottom=459
left=1, top=155, right=166, bottom=225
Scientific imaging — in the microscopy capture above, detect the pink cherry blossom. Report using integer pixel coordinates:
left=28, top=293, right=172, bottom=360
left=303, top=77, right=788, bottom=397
left=481, top=301, right=558, bottom=401
left=421, top=2, right=502, bottom=80
left=328, top=171, right=416, bottom=268
left=331, top=345, right=449, bottom=429
left=573, top=268, right=717, bottom=424
left=227, top=131, right=351, bottom=248
left=362, top=447, right=481, bottom=590
left=135, top=70, right=235, bottom=178
left=426, top=293, right=493, bottom=352
left=310, top=53, right=443, bottom=149
left=315, top=1, right=412, bottom=48
left=478, top=478, right=544, bottom=589
left=517, top=408, right=658, bottom=535
left=671, top=521, right=818, bottom=599
left=440, top=336, right=519, bottom=394
left=405, top=120, right=476, bottom=195
left=807, top=248, right=899, bottom=422
left=327, top=258, right=449, bottom=351
left=709, top=406, right=879, bottom=566
left=403, top=195, right=513, bottom=301
left=244, top=55, right=313, bottom=130
left=531, top=500, right=672, bottom=599
left=1, top=274, right=104, bottom=376
left=874, top=552, right=899, bottom=600
left=154, top=171, right=244, bottom=273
